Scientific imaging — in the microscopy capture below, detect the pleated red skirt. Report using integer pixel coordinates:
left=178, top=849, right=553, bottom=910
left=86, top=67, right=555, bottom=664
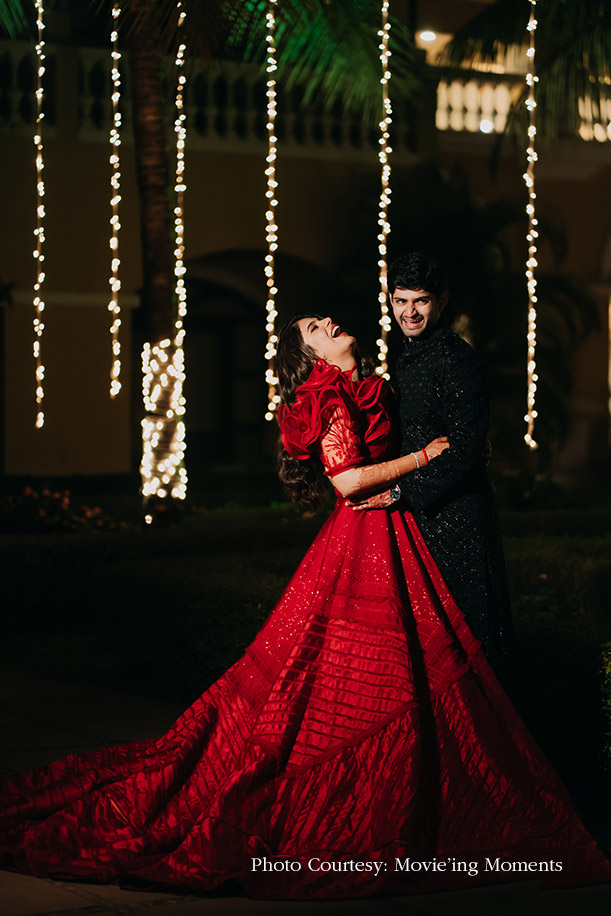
left=1, top=500, right=609, bottom=897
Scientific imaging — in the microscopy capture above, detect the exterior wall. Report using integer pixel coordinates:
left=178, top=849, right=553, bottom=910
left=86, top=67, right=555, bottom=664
left=2, top=16, right=611, bottom=484
left=1, top=42, right=396, bottom=476
left=4, top=295, right=133, bottom=475
left=438, top=135, right=611, bottom=483
left=1, top=113, right=141, bottom=474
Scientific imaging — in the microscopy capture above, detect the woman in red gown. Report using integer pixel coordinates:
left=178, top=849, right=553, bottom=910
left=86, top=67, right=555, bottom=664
left=1, top=314, right=609, bottom=898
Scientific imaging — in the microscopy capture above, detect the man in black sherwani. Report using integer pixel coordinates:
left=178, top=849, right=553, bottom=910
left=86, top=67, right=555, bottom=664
left=354, top=251, right=512, bottom=657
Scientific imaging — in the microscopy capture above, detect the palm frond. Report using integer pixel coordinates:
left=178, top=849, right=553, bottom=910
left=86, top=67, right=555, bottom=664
left=535, top=345, right=574, bottom=395
left=442, top=0, right=611, bottom=139
left=534, top=18, right=611, bottom=137
left=440, top=0, right=530, bottom=69
left=0, top=0, right=28, bottom=37
left=111, top=0, right=421, bottom=119
left=226, top=0, right=421, bottom=122
left=538, top=274, right=600, bottom=340
left=115, top=0, right=227, bottom=59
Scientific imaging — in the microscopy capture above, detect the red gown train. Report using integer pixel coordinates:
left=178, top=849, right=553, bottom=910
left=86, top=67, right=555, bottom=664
left=1, top=361, right=609, bottom=898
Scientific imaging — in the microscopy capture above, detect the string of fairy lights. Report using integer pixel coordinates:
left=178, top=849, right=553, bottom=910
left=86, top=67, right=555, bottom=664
left=375, top=0, right=392, bottom=380
left=523, top=0, right=539, bottom=450
left=264, top=0, right=393, bottom=413
left=173, top=2, right=188, bottom=350
left=140, top=0, right=188, bottom=520
left=264, top=0, right=279, bottom=422
left=33, top=0, right=46, bottom=429
left=108, top=0, right=122, bottom=398
left=29, top=0, right=543, bottom=462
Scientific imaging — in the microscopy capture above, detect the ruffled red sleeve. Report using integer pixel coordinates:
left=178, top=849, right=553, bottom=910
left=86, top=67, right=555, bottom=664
left=278, top=360, right=392, bottom=477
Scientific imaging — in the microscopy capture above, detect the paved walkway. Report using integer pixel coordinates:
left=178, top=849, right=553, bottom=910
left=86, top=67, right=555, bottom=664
left=1, top=667, right=609, bottom=916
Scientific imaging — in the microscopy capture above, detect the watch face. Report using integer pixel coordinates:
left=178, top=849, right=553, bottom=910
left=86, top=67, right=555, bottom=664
left=390, top=487, right=401, bottom=501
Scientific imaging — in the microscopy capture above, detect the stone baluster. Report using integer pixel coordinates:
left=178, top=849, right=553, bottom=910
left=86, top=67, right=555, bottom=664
left=79, top=48, right=101, bottom=132
left=494, top=82, right=510, bottom=132
left=210, top=72, right=227, bottom=141
left=463, top=79, right=480, bottom=132
left=4, top=45, right=24, bottom=127
left=435, top=80, right=449, bottom=131
left=479, top=81, right=494, bottom=130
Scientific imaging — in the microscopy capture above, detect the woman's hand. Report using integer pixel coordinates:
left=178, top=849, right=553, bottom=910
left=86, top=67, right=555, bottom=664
left=424, top=436, right=449, bottom=461
left=350, top=490, right=394, bottom=510
left=347, top=438, right=449, bottom=510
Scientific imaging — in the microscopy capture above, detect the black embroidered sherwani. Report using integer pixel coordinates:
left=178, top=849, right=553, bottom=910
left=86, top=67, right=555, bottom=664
left=396, top=324, right=512, bottom=656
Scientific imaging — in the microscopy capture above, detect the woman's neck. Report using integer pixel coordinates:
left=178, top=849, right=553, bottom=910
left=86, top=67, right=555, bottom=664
left=327, top=348, right=358, bottom=377
left=327, top=357, right=358, bottom=379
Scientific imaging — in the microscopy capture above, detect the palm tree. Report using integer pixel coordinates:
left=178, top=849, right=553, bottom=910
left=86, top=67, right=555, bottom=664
left=2, top=0, right=422, bottom=520
left=442, top=0, right=611, bottom=140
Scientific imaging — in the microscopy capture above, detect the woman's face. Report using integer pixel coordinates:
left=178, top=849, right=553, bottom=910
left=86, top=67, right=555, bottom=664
left=295, top=316, right=356, bottom=370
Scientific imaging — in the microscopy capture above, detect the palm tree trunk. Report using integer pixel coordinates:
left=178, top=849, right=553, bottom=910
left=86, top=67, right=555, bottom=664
left=128, top=15, right=174, bottom=342
left=128, top=11, right=186, bottom=522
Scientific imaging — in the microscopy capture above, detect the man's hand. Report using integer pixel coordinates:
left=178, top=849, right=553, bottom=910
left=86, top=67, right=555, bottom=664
left=348, top=489, right=394, bottom=511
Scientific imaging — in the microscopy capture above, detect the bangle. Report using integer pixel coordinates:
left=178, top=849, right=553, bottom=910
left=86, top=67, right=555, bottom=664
left=421, top=449, right=429, bottom=465
left=413, top=451, right=421, bottom=468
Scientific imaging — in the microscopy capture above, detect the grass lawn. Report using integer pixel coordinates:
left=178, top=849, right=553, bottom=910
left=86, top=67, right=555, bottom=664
left=2, top=502, right=610, bottom=847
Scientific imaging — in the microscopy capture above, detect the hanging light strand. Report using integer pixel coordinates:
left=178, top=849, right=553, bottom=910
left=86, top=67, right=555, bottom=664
left=264, top=0, right=279, bottom=421
left=173, top=1, right=187, bottom=350
left=523, top=0, right=539, bottom=450
left=108, top=1, right=122, bottom=397
left=33, top=0, right=46, bottom=428
left=140, top=1, right=188, bottom=521
left=375, top=0, right=392, bottom=380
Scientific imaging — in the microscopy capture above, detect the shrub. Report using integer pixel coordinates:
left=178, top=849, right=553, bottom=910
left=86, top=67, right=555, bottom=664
left=0, top=487, right=125, bottom=534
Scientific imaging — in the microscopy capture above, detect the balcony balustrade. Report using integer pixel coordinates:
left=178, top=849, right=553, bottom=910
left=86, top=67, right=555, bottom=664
left=1, top=41, right=609, bottom=152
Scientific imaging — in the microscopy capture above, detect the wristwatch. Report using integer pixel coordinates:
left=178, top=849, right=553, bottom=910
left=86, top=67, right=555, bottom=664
left=390, top=485, right=401, bottom=503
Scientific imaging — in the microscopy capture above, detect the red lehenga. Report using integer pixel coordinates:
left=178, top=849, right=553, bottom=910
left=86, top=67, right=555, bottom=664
left=1, top=361, right=609, bottom=899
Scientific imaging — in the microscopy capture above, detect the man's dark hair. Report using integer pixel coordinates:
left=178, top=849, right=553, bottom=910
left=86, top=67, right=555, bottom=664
left=388, top=252, right=448, bottom=297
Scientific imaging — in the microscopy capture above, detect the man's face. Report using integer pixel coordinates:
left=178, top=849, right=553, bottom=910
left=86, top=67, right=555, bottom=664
left=391, top=287, right=448, bottom=339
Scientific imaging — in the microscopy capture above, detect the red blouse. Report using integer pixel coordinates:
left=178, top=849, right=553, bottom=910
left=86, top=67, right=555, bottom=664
left=278, top=360, right=396, bottom=477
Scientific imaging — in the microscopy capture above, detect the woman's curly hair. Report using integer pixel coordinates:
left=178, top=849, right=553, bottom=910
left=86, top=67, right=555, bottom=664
left=274, top=314, right=373, bottom=511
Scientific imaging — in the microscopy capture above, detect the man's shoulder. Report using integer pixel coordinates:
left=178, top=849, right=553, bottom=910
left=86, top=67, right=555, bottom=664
left=434, top=327, right=484, bottom=369
left=436, top=327, right=475, bottom=355
left=396, top=327, right=482, bottom=377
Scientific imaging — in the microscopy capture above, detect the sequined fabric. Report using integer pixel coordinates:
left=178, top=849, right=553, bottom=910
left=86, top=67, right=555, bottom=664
left=396, top=325, right=512, bottom=655
left=1, top=362, right=609, bottom=898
